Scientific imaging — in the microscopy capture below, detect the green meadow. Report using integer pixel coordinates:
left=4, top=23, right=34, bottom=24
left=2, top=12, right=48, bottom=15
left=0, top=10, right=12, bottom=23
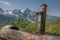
left=0, top=17, right=60, bottom=34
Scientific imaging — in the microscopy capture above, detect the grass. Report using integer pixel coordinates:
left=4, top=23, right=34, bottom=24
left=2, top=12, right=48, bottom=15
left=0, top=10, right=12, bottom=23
left=0, top=19, right=60, bottom=35
left=45, top=19, right=60, bottom=34
left=19, top=19, right=60, bottom=34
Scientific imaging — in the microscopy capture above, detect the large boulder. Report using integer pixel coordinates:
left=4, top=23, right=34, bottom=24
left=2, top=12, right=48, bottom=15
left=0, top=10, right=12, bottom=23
left=0, top=25, right=27, bottom=40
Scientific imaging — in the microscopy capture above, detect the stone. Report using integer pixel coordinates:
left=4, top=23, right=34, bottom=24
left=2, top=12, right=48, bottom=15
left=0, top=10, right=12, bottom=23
left=0, top=25, right=26, bottom=40
left=0, top=25, right=60, bottom=40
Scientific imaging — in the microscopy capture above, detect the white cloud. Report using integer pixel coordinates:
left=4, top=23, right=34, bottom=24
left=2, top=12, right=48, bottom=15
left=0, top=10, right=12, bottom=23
left=0, top=1, right=12, bottom=6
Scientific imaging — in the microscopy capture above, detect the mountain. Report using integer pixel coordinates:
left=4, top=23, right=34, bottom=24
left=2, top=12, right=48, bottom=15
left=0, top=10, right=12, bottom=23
left=0, top=8, right=17, bottom=26
left=12, top=9, right=22, bottom=16
left=0, top=14, right=16, bottom=26
left=46, top=15, right=60, bottom=22
left=0, top=8, right=60, bottom=25
left=0, top=8, right=4, bottom=14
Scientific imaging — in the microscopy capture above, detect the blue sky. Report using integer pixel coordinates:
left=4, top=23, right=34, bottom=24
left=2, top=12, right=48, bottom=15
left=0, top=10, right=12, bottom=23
left=0, top=0, right=60, bottom=17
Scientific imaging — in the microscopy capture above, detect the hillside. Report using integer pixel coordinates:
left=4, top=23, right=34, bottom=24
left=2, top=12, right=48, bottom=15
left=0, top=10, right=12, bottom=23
left=0, top=17, right=60, bottom=34
left=0, top=17, right=60, bottom=40
left=0, top=8, right=60, bottom=35
left=46, top=19, right=60, bottom=34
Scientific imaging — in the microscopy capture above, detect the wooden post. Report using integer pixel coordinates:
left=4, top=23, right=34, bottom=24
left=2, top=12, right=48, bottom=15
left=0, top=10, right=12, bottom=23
left=36, top=4, right=47, bottom=34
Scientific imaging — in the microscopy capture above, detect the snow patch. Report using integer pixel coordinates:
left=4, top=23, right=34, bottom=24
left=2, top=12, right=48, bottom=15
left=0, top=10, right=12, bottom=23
left=27, top=17, right=35, bottom=23
left=21, top=10, right=25, bottom=13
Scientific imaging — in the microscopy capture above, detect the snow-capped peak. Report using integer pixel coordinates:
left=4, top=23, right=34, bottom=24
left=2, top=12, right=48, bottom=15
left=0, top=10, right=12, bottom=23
left=21, top=10, right=25, bottom=13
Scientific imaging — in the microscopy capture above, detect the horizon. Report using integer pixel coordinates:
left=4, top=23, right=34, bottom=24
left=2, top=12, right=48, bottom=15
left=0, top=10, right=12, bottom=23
left=0, top=0, right=60, bottom=17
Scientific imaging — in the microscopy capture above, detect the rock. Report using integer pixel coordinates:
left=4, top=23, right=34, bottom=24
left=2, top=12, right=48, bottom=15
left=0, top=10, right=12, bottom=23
left=0, top=25, right=26, bottom=40
left=0, top=25, right=60, bottom=40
